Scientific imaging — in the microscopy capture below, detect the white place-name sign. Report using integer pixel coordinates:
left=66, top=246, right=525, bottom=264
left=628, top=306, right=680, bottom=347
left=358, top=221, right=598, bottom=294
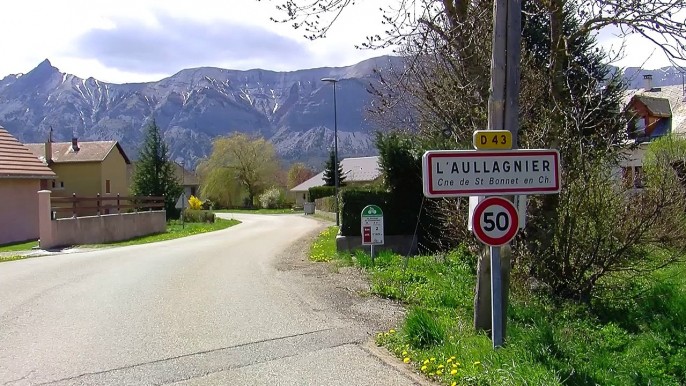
left=422, top=149, right=561, bottom=197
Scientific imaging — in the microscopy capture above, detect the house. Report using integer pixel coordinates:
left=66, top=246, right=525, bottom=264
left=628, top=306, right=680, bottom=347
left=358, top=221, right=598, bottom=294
left=619, top=75, right=686, bottom=188
left=25, top=135, right=131, bottom=206
left=290, top=156, right=382, bottom=206
left=0, top=126, right=56, bottom=245
left=173, top=162, right=200, bottom=198
left=126, top=161, right=199, bottom=200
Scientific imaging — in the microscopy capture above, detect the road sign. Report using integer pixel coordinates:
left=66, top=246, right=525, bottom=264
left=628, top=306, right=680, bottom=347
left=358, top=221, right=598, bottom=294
left=361, top=205, right=384, bottom=245
left=468, top=195, right=526, bottom=230
left=472, top=197, right=518, bottom=246
left=473, top=130, right=512, bottom=150
left=175, top=194, right=186, bottom=209
left=422, top=149, right=560, bottom=197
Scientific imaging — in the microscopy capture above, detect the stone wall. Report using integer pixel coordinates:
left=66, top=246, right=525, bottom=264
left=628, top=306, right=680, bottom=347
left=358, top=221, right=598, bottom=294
left=38, top=190, right=166, bottom=249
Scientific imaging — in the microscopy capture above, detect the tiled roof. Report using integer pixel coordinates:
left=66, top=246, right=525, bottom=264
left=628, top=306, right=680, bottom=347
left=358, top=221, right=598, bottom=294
left=24, top=141, right=131, bottom=164
left=625, top=85, right=686, bottom=134
left=0, top=126, right=56, bottom=179
left=291, top=156, right=381, bottom=192
left=635, top=95, right=672, bottom=117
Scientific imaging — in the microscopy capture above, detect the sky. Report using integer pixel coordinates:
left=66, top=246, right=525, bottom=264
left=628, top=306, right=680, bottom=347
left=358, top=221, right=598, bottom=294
left=0, top=0, right=681, bottom=84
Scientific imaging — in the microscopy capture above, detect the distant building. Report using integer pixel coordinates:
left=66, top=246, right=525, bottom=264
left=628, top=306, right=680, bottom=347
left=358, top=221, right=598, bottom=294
left=25, top=135, right=131, bottom=214
left=173, top=162, right=199, bottom=199
left=0, top=126, right=56, bottom=245
left=619, top=75, right=686, bottom=189
left=290, top=156, right=382, bottom=206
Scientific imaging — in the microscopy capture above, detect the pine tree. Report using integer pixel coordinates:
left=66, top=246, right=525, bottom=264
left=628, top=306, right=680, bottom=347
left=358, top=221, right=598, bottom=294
left=323, top=148, right=345, bottom=187
left=130, top=119, right=182, bottom=218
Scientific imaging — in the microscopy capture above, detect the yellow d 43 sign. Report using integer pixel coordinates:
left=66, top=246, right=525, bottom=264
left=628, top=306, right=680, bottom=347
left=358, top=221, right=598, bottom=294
left=473, top=130, right=513, bottom=150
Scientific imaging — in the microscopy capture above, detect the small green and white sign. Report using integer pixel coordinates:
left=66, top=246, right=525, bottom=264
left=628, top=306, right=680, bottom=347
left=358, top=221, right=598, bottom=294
left=361, top=205, right=384, bottom=245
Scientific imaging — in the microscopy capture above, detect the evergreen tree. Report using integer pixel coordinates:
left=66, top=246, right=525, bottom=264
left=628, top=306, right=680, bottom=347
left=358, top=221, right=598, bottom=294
left=130, top=119, right=182, bottom=218
left=323, top=148, right=345, bottom=187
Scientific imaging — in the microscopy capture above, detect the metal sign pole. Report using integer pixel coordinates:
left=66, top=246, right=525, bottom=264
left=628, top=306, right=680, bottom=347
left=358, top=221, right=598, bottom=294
left=490, top=245, right=503, bottom=347
left=371, top=244, right=375, bottom=267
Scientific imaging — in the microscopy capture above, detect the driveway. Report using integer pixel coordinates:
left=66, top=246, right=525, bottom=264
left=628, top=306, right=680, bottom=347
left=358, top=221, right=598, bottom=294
left=0, top=213, right=421, bottom=385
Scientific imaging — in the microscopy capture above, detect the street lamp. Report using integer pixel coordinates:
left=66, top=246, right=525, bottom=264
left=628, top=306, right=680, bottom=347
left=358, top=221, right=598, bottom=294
left=321, top=77, right=340, bottom=226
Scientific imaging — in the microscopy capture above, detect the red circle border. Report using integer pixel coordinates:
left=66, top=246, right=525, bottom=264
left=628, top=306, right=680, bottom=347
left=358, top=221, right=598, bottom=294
left=472, top=197, right=518, bottom=246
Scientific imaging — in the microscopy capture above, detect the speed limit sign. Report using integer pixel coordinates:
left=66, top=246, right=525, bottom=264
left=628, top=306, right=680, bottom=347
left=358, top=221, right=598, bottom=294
left=472, top=197, right=519, bottom=246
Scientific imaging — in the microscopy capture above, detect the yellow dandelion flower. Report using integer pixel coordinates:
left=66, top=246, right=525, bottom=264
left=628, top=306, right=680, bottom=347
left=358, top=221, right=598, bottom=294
left=437, top=370, right=443, bottom=375
left=423, top=359, right=430, bottom=365
left=452, top=383, right=457, bottom=386
left=452, top=364, right=457, bottom=368
left=403, top=357, right=410, bottom=363
left=377, top=332, right=383, bottom=337
left=390, top=329, right=396, bottom=333
left=402, top=351, right=407, bottom=356
left=451, top=369, right=457, bottom=375
left=474, top=361, right=481, bottom=365
left=447, top=358, right=452, bottom=363
left=450, top=356, right=456, bottom=360
left=430, top=357, right=436, bottom=361
left=438, top=365, right=444, bottom=369
left=421, top=366, right=427, bottom=371
left=429, top=372, right=435, bottom=376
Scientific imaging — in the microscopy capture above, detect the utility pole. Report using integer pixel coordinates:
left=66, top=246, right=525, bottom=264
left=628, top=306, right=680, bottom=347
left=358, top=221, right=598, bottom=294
left=474, top=0, right=522, bottom=347
left=321, top=78, right=340, bottom=226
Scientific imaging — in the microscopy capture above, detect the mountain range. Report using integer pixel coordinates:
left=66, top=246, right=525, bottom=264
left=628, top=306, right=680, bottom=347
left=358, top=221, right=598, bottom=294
left=0, top=57, right=683, bottom=168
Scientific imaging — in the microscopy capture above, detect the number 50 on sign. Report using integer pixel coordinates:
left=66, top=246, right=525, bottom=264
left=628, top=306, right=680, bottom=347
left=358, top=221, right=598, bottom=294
left=472, top=197, right=518, bottom=246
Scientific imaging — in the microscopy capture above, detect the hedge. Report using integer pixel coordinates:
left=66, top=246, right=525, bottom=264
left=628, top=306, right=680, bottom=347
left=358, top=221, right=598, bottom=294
left=315, top=196, right=336, bottom=212
left=309, top=186, right=336, bottom=201
left=340, top=188, right=419, bottom=237
left=183, top=209, right=216, bottom=223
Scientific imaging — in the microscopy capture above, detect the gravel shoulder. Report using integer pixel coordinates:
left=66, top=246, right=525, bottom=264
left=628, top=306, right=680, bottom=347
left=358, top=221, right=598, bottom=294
left=271, top=219, right=433, bottom=385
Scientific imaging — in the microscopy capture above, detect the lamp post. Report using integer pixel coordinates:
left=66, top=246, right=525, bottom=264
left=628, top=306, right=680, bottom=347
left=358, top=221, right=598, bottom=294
left=321, top=77, right=340, bottom=226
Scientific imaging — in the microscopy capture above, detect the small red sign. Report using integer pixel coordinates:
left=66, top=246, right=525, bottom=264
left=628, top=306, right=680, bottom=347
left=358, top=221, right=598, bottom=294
left=472, top=197, right=519, bottom=246
left=363, top=226, right=372, bottom=244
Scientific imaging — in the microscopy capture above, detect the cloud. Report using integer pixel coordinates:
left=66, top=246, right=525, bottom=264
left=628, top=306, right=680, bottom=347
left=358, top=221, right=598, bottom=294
left=71, top=13, right=313, bottom=74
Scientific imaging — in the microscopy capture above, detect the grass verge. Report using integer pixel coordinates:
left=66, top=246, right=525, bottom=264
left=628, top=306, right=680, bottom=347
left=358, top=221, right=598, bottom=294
left=0, top=255, right=32, bottom=263
left=309, top=226, right=339, bottom=262
left=214, top=208, right=303, bottom=215
left=82, top=218, right=241, bottom=248
left=0, top=239, right=38, bottom=252
left=311, top=229, right=686, bottom=385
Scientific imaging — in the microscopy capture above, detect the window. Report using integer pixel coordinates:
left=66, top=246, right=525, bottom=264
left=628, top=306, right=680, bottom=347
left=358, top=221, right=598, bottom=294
left=51, top=181, right=64, bottom=190
left=105, top=180, right=111, bottom=194
left=190, top=187, right=196, bottom=196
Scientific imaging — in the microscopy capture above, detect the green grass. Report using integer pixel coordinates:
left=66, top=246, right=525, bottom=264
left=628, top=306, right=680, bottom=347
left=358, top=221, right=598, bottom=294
left=82, top=218, right=241, bottom=248
left=311, top=229, right=686, bottom=385
left=0, top=239, right=38, bottom=252
left=309, top=226, right=340, bottom=262
left=0, top=255, right=33, bottom=263
left=214, top=208, right=302, bottom=215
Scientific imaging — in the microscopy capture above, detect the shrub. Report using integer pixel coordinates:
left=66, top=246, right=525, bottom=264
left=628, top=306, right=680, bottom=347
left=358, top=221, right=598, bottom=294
left=340, top=187, right=421, bottom=237
left=403, top=307, right=445, bottom=348
left=201, top=199, right=214, bottom=210
left=315, top=196, right=336, bottom=212
left=309, top=186, right=335, bottom=201
left=259, top=187, right=284, bottom=209
left=183, top=209, right=215, bottom=223
left=188, top=195, right=202, bottom=210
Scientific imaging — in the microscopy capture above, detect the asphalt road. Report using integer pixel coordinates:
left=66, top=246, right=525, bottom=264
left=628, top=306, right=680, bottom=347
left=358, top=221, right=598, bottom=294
left=0, top=214, right=420, bottom=386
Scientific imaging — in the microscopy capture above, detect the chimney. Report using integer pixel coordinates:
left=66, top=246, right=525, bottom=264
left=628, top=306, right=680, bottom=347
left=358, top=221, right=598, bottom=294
left=643, top=74, right=653, bottom=91
left=71, top=137, right=79, bottom=152
left=45, top=128, right=53, bottom=163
